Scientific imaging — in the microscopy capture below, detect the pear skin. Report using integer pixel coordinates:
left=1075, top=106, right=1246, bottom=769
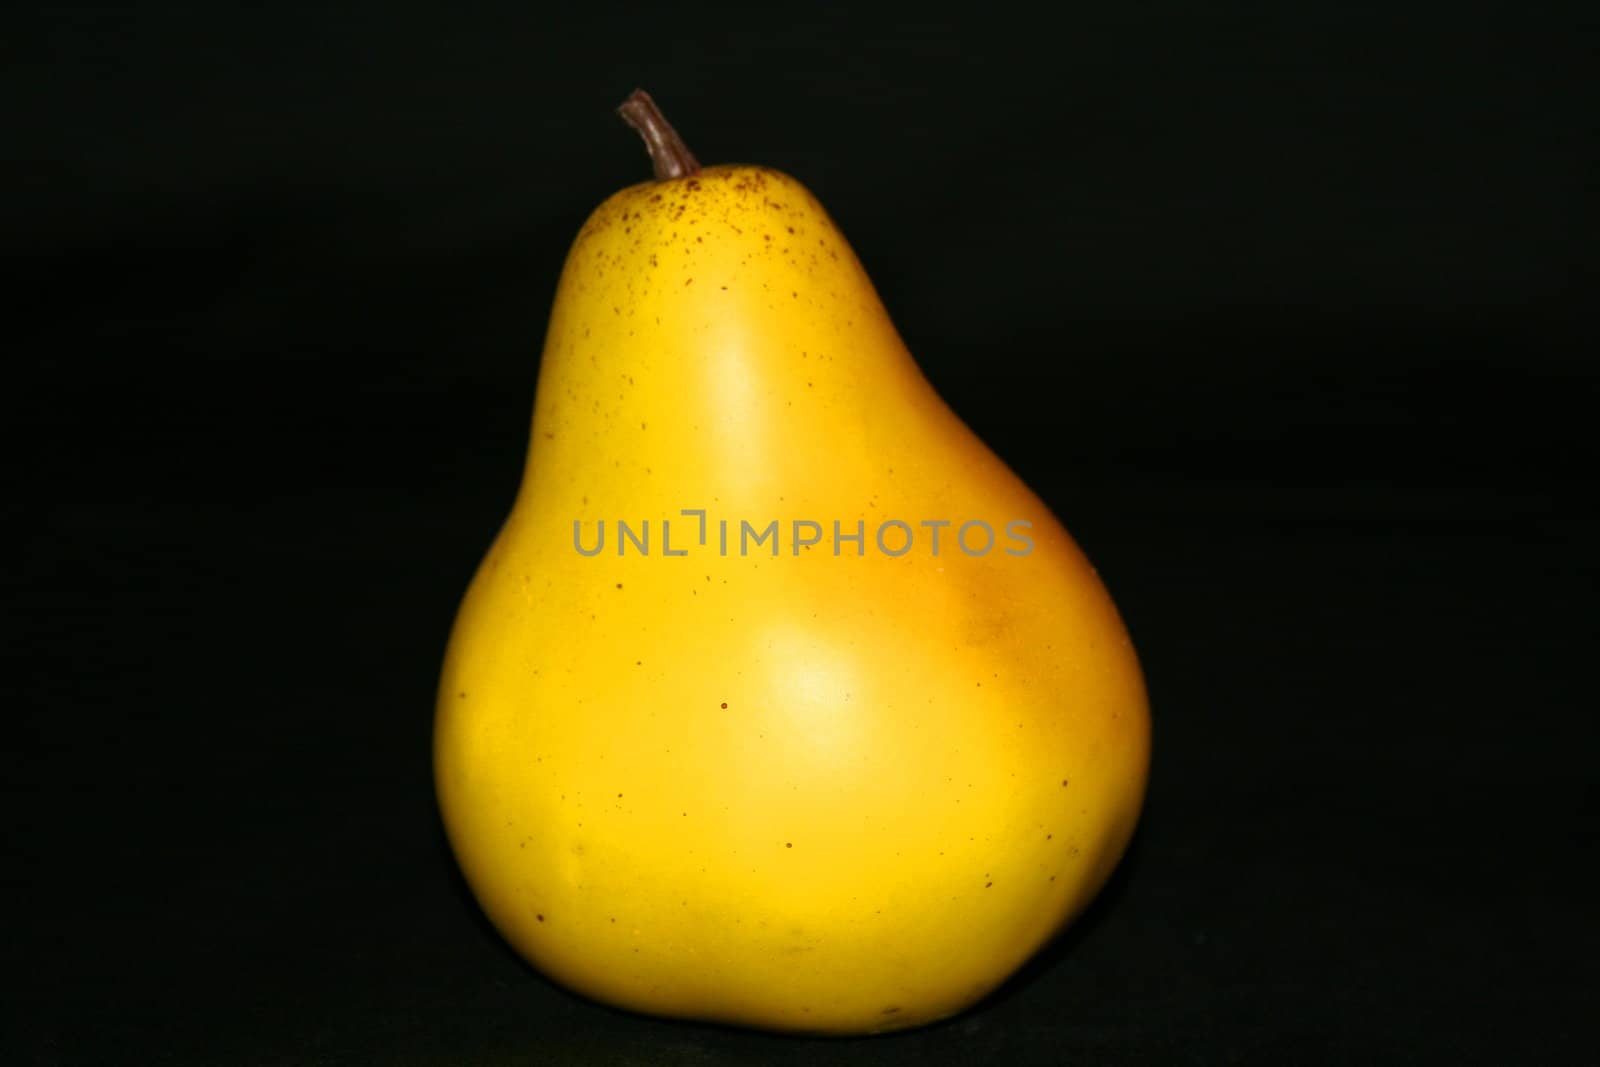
left=435, top=94, right=1150, bottom=1035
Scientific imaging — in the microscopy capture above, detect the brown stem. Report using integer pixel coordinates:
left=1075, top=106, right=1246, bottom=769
left=617, top=89, right=701, bottom=180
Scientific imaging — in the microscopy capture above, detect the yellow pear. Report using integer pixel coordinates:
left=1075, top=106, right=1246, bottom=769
left=434, top=90, right=1150, bottom=1035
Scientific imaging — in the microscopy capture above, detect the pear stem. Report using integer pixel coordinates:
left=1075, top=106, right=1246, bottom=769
left=617, top=89, right=701, bottom=181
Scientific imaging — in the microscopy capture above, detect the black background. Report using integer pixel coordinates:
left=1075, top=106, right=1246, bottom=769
left=8, top=4, right=1597, bottom=1064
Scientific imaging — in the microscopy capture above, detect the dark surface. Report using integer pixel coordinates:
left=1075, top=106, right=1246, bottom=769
left=8, top=5, right=1597, bottom=1064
